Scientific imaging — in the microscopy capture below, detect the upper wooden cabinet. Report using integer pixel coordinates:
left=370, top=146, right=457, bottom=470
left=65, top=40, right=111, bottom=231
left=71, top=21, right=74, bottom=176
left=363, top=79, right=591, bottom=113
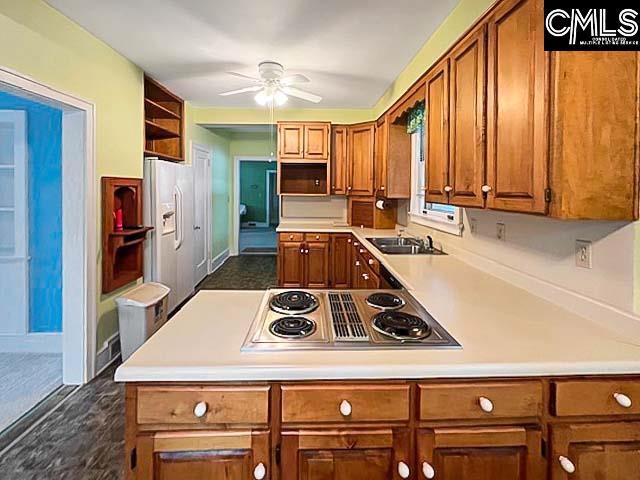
left=347, top=122, right=376, bottom=196
left=278, top=122, right=330, bottom=161
left=144, top=75, right=184, bottom=162
left=331, top=126, right=348, bottom=195
left=375, top=115, right=413, bottom=199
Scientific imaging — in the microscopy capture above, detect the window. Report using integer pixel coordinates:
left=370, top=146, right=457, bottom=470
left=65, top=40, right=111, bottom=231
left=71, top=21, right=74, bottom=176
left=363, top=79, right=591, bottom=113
left=409, top=128, right=463, bottom=236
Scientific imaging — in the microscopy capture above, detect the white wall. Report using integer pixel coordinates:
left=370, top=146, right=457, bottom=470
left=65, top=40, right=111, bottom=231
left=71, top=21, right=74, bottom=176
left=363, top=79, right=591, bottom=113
left=406, top=209, right=637, bottom=315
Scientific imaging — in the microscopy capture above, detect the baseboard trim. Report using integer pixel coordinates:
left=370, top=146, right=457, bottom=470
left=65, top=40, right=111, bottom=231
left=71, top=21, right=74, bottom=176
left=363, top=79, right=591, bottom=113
left=445, top=242, right=640, bottom=339
left=95, top=332, right=121, bottom=374
left=0, top=333, right=62, bottom=353
left=209, top=248, right=230, bottom=274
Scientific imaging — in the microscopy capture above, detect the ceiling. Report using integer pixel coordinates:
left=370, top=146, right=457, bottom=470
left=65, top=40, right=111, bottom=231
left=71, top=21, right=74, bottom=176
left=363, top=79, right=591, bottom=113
left=46, top=0, right=458, bottom=109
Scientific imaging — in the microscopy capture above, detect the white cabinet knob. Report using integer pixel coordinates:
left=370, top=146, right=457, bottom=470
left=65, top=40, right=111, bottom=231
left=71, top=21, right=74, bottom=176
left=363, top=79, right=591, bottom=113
left=353, top=242, right=359, bottom=246
left=193, top=401, right=208, bottom=418
left=359, top=248, right=365, bottom=253
left=253, top=462, right=266, bottom=480
left=478, top=396, right=494, bottom=413
left=380, top=185, right=385, bottom=191
left=422, top=462, right=435, bottom=479
left=368, top=259, right=374, bottom=265
left=355, top=261, right=360, bottom=266
left=300, top=249, right=304, bottom=254
left=444, top=185, right=453, bottom=192
left=613, top=392, right=632, bottom=408
left=347, top=238, right=352, bottom=243
left=558, top=456, right=576, bottom=474
left=398, top=461, right=410, bottom=479
left=362, top=273, right=369, bottom=280
left=305, top=249, right=309, bottom=254
left=315, top=235, right=320, bottom=240
left=481, top=185, right=492, bottom=193
left=339, top=399, right=352, bottom=416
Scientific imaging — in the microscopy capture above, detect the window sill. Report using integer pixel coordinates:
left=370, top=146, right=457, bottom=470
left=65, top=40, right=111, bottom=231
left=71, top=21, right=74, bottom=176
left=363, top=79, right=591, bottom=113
left=409, top=213, right=463, bottom=237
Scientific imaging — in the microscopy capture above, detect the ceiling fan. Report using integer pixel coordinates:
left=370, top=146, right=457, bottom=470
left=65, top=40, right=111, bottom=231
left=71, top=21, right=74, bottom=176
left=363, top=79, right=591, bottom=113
left=219, top=61, right=322, bottom=106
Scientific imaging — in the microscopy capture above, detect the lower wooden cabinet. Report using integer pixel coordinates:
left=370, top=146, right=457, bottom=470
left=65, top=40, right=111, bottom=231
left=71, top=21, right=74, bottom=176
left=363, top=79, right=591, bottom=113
left=550, top=422, right=640, bottom=479
left=330, top=234, right=351, bottom=288
left=305, top=241, right=330, bottom=288
left=278, top=234, right=330, bottom=288
left=417, top=426, right=543, bottom=480
left=136, top=430, right=270, bottom=480
left=281, top=428, right=410, bottom=480
left=278, top=241, right=305, bottom=287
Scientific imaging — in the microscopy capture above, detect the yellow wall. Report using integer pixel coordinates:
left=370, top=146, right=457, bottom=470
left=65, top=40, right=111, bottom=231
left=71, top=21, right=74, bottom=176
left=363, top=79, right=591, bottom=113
left=193, top=106, right=374, bottom=126
left=0, top=0, right=144, bottom=348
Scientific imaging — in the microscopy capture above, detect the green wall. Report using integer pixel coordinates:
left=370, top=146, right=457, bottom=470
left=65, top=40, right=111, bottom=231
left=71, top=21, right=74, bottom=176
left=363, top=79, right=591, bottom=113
left=240, top=162, right=276, bottom=223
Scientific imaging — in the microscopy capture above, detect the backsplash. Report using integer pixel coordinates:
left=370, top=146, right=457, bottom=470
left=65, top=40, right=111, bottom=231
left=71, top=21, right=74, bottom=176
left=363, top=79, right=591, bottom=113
left=281, top=196, right=348, bottom=223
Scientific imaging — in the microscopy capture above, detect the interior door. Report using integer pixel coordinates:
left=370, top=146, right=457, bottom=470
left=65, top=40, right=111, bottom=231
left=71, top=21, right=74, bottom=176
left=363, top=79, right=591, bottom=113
left=0, top=111, right=27, bottom=335
left=192, top=145, right=209, bottom=285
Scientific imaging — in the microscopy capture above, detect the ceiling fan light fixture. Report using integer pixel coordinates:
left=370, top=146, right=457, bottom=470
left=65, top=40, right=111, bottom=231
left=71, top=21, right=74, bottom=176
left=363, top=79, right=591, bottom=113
left=254, top=90, right=271, bottom=106
left=273, top=90, right=288, bottom=106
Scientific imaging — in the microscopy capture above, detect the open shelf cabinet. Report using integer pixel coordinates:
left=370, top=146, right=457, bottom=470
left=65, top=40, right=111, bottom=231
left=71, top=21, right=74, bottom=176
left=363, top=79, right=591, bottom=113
left=144, top=75, right=184, bottom=162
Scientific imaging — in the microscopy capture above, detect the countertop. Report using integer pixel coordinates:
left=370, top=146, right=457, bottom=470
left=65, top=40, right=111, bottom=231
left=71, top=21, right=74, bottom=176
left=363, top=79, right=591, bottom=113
left=115, top=224, right=640, bottom=381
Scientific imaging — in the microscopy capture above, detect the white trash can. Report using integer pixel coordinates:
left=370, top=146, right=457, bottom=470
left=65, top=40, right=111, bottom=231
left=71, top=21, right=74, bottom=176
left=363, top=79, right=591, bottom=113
left=116, top=282, right=171, bottom=360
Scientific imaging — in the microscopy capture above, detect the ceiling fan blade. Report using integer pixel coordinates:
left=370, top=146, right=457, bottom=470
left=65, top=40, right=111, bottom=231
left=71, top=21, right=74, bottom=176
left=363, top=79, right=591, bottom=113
left=280, top=74, right=310, bottom=86
left=219, top=86, right=263, bottom=96
left=281, top=86, right=322, bottom=103
left=226, top=71, right=262, bottom=83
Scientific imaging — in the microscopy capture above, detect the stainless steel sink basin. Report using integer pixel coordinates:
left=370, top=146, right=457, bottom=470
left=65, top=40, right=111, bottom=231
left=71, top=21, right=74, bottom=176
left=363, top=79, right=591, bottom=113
left=366, top=237, right=447, bottom=255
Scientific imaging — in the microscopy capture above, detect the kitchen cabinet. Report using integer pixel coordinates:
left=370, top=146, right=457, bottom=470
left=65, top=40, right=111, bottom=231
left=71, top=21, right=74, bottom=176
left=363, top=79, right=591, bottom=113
left=305, top=240, right=330, bottom=288
left=278, top=122, right=329, bottom=161
left=304, top=124, right=330, bottom=160
left=485, top=0, right=547, bottom=214
left=347, top=123, right=376, bottom=196
left=278, top=233, right=329, bottom=288
left=374, top=116, right=412, bottom=199
left=278, top=123, right=305, bottom=159
left=330, top=234, right=351, bottom=288
left=417, top=427, right=543, bottom=480
left=331, top=126, right=348, bottom=195
left=550, top=422, right=640, bottom=479
left=136, top=430, right=270, bottom=480
left=278, top=240, right=306, bottom=287
left=281, top=428, right=411, bottom=480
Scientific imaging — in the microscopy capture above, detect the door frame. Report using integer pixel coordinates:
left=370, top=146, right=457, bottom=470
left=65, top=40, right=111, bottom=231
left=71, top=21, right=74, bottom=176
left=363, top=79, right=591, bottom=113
left=0, top=66, right=97, bottom=385
left=265, top=169, right=277, bottom=227
left=232, top=155, right=274, bottom=256
left=191, top=142, right=212, bottom=276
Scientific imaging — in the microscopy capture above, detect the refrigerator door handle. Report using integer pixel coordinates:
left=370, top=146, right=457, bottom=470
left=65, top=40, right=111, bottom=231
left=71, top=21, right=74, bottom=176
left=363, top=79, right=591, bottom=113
left=174, top=186, right=184, bottom=250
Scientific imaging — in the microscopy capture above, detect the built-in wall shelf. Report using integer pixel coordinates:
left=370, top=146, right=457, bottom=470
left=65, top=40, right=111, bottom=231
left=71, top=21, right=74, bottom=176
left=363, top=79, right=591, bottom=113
left=144, top=75, right=184, bottom=162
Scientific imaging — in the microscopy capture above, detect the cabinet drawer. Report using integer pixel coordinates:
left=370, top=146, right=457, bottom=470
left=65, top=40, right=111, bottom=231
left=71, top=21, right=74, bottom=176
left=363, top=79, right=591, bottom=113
left=419, top=381, right=543, bottom=421
left=137, top=386, right=270, bottom=425
left=279, top=232, right=304, bottom=242
left=359, top=250, right=379, bottom=273
left=281, top=384, right=410, bottom=423
left=552, top=379, right=640, bottom=417
left=304, top=232, right=330, bottom=242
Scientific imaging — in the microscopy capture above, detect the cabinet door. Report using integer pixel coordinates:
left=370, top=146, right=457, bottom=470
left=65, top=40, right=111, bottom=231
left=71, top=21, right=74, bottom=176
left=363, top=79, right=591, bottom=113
left=374, top=118, right=388, bottom=196
left=331, top=127, right=348, bottom=195
left=330, top=234, right=351, bottom=288
left=279, top=241, right=305, bottom=287
left=351, top=254, right=362, bottom=289
left=424, top=59, right=450, bottom=204
left=304, top=124, right=329, bottom=160
left=448, top=25, right=486, bottom=208
left=417, top=426, right=543, bottom=480
left=279, top=123, right=305, bottom=158
left=136, top=430, right=270, bottom=480
left=281, top=429, right=410, bottom=480
left=305, top=241, right=329, bottom=288
left=551, top=422, right=640, bottom=479
left=486, top=0, right=547, bottom=213
left=348, top=124, right=375, bottom=196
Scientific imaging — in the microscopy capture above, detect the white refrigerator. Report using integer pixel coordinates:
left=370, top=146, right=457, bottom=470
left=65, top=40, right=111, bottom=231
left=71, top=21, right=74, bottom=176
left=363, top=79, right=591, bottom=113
left=144, top=157, right=194, bottom=313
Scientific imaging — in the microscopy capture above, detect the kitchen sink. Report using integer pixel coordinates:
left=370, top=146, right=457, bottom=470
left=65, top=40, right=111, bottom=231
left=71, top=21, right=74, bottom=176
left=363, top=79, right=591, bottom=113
left=366, top=237, right=447, bottom=255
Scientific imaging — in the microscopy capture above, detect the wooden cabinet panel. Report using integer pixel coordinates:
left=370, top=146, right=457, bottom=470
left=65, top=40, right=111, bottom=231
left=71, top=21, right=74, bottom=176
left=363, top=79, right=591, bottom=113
left=136, top=430, right=270, bottom=480
left=279, top=123, right=305, bottom=158
left=279, top=232, right=304, bottom=242
left=448, top=25, right=486, bottom=208
left=549, top=51, right=640, bottom=220
left=330, top=234, right=352, bottom=289
left=304, top=124, right=330, bottom=160
left=136, top=386, right=270, bottom=426
left=552, top=379, right=640, bottom=417
left=331, top=126, right=348, bottom=195
left=424, top=59, right=450, bottom=204
left=281, top=429, right=410, bottom=480
left=551, top=422, right=640, bottom=479
left=486, top=0, right=547, bottom=213
left=374, top=118, right=388, bottom=195
left=279, top=241, right=305, bottom=287
left=418, top=426, right=543, bottom=480
left=304, top=233, right=330, bottom=242
left=348, top=123, right=375, bottom=196
left=419, top=381, right=543, bottom=421
left=305, top=241, right=330, bottom=288
left=281, top=384, right=410, bottom=423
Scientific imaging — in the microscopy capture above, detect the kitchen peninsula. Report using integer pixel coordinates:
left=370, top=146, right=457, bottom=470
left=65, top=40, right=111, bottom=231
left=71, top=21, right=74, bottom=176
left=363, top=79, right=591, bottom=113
left=116, top=228, right=640, bottom=480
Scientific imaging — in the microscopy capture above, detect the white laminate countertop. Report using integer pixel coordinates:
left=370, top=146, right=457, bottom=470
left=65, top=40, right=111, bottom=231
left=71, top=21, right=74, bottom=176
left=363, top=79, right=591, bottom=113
left=115, top=224, right=640, bottom=382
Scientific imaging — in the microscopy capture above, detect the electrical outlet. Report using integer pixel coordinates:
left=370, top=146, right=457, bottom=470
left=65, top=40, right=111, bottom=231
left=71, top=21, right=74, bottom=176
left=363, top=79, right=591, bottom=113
left=496, top=222, right=506, bottom=241
left=470, top=218, right=478, bottom=234
left=575, top=240, right=592, bottom=268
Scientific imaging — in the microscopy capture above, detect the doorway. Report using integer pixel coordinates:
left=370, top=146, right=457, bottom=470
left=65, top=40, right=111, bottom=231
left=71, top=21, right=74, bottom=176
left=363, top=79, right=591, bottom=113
left=237, top=159, right=277, bottom=255
left=0, top=68, right=95, bottom=435
left=192, top=143, right=211, bottom=285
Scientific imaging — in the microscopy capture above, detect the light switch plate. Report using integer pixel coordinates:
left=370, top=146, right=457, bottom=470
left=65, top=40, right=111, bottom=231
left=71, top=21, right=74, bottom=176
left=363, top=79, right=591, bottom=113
left=575, top=240, right=592, bottom=269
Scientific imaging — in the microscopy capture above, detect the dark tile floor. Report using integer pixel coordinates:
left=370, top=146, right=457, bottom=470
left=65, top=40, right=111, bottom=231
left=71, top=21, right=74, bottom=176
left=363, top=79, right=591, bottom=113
left=0, top=255, right=274, bottom=479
